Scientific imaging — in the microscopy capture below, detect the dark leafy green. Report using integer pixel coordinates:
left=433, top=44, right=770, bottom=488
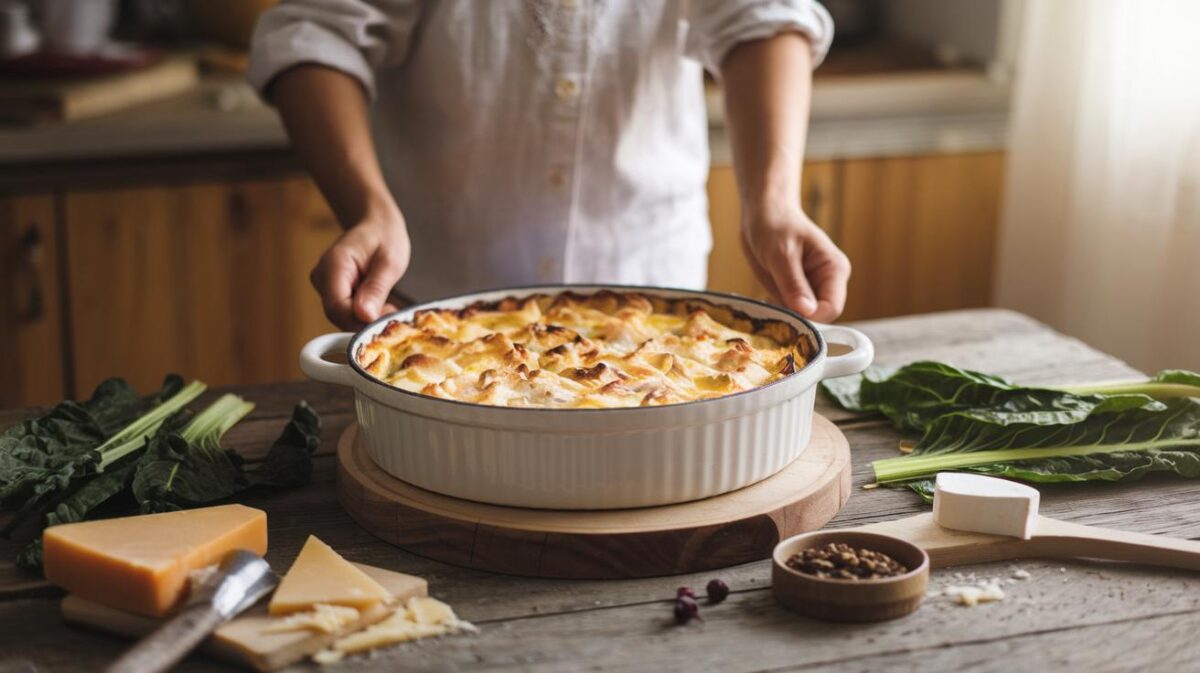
left=0, top=376, right=194, bottom=537
left=133, top=400, right=321, bottom=513
left=2, top=380, right=321, bottom=572
left=249, top=402, right=322, bottom=488
left=820, top=361, right=1200, bottom=502
left=874, top=398, right=1200, bottom=484
left=822, top=361, right=1163, bottom=432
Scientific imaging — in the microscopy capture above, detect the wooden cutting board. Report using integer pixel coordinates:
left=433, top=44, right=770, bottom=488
left=338, top=414, right=852, bottom=579
left=0, top=56, right=198, bottom=125
left=61, top=563, right=426, bottom=672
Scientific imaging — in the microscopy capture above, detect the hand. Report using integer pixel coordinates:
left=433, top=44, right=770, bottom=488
left=740, top=204, right=851, bottom=322
left=310, top=210, right=411, bottom=330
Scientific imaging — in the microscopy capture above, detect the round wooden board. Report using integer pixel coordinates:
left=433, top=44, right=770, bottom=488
left=337, top=414, right=851, bottom=579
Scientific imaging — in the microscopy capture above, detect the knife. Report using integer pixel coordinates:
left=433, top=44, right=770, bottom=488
left=105, top=549, right=278, bottom=673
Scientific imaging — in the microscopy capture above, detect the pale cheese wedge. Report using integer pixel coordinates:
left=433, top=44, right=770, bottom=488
left=269, top=536, right=393, bottom=616
left=933, top=472, right=1040, bottom=539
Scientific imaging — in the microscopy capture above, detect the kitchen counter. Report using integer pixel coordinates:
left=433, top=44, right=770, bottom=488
left=8, top=308, right=1199, bottom=673
left=0, top=69, right=1009, bottom=171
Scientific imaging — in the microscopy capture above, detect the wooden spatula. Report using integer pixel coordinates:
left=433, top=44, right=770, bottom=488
left=855, top=512, right=1200, bottom=571
left=852, top=474, right=1200, bottom=571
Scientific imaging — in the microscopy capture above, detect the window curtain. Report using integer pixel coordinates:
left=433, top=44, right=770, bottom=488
left=994, top=0, right=1200, bottom=372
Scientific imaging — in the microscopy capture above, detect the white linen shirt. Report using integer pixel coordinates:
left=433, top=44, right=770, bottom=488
left=249, top=0, right=832, bottom=300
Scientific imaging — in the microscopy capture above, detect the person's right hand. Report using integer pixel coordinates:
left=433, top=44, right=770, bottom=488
left=310, top=210, right=411, bottom=330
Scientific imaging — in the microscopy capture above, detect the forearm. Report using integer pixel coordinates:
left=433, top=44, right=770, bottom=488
left=269, top=65, right=398, bottom=228
left=719, top=32, right=813, bottom=218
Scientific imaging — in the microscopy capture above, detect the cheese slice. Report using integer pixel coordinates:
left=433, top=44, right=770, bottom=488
left=42, top=504, right=267, bottom=617
left=269, top=536, right=392, bottom=616
left=319, top=596, right=475, bottom=658
left=263, top=604, right=362, bottom=634
left=933, top=472, right=1040, bottom=539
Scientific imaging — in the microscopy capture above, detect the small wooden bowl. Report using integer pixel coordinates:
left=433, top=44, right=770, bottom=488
left=772, top=530, right=930, bottom=622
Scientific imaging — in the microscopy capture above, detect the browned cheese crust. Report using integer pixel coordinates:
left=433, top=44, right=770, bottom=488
left=355, top=290, right=815, bottom=408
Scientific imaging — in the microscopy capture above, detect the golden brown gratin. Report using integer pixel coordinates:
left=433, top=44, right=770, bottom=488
left=355, top=291, right=811, bottom=408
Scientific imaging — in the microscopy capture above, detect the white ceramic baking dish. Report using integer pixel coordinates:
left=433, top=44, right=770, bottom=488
left=301, top=285, right=873, bottom=509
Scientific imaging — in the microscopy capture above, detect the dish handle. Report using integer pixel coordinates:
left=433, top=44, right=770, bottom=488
left=814, top=324, right=874, bottom=379
left=299, top=333, right=359, bottom=388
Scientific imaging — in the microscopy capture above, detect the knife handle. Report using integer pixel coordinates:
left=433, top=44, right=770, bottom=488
left=104, top=603, right=224, bottom=673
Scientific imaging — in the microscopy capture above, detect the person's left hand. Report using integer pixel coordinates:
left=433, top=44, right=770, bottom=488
left=740, top=203, right=851, bottom=322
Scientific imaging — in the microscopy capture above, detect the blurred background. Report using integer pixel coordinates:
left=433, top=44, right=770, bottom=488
left=0, top=0, right=1196, bottom=408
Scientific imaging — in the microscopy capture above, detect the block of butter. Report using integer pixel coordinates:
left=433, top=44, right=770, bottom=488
left=43, top=504, right=267, bottom=617
left=932, top=472, right=1040, bottom=539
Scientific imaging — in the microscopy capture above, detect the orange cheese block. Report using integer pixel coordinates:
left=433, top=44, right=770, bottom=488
left=268, top=535, right=392, bottom=616
left=43, top=504, right=267, bottom=617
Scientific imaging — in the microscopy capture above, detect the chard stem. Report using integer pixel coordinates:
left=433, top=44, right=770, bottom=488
left=96, top=381, right=206, bottom=471
left=1052, top=381, right=1200, bottom=399
left=873, top=438, right=1200, bottom=483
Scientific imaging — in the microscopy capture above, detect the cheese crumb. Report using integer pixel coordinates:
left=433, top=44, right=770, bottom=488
left=264, top=604, right=361, bottom=634
left=313, top=596, right=476, bottom=664
left=943, top=580, right=1005, bottom=607
left=313, top=650, right=344, bottom=665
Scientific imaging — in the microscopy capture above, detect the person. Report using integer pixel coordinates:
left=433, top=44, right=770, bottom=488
left=248, top=0, right=849, bottom=330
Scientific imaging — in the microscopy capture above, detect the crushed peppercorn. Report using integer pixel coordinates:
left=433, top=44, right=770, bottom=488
left=786, top=542, right=909, bottom=580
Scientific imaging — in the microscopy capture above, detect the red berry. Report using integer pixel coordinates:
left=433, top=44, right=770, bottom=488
left=706, top=578, right=729, bottom=604
left=673, top=596, right=701, bottom=624
left=676, top=587, right=695, bottom=599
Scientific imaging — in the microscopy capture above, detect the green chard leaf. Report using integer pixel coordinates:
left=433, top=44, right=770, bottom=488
left=133, top=395, right=255, bottom=513
left=0, top=379, right=139, bottom=507
left=873, top=398, right=1200, bottom=485
left=5, top=381, right=320, bottom=572
left=822, top=361, right=1169, bottom=432
left=0, top=376, right=200, bottom=537
left=132, top=397, right=322, bottom=513
left=15, top=539, right=43, bottom=571
left=250, top=402, right=322, bottom=488
left=840, top=362, right=1200, bottom=501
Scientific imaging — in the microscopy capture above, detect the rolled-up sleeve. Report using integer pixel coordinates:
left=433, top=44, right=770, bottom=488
left=685, top=0, right=834, bottom=77
left=247, top=0, right=421, bottom=100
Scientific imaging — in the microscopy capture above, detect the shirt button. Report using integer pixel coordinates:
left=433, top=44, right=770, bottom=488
left=548, top=167, right=567, bottom=187
left=538, top=257, right=558, bottom=280
left=554, top=77, right=579, bottom=100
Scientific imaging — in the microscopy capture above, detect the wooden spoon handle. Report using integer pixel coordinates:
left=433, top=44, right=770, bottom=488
left=1035, top=517, right=1200, bottom=571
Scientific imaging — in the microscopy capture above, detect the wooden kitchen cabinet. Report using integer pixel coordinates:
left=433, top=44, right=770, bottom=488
left=707, top=161, right=839, bottom=301
left=0, top=195, right=67, bottom=407
left=706, top=152, right=1005, bottom=322
left=837, top=152, right=1005, bottom=321
left=63, top=177, right=340, bottom=397
left=1, top=152, right=1004, bottom=407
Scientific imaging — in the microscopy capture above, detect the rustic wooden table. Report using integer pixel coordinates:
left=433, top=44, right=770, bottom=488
left=4, top=309, right=1200, bottom=672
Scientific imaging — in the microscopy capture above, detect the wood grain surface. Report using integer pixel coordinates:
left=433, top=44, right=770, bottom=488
left=62, top=564, right=427, bottom=672
left=838, top=153, right=1006, bottom=321
left=3, top=309, right=1196, bottom=673
left=62, top=178, right=339, bottom=396
left=859, top=513, right=1200, bottom=571
left=0, top=194, right=66, bottom=408
left=338, top=416, right=850, bottom=578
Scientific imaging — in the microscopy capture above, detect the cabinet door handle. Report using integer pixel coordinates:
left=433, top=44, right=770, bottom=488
left=805, top=182, right=823, bottom=220
left=20, top=224, right=44, bottom=322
